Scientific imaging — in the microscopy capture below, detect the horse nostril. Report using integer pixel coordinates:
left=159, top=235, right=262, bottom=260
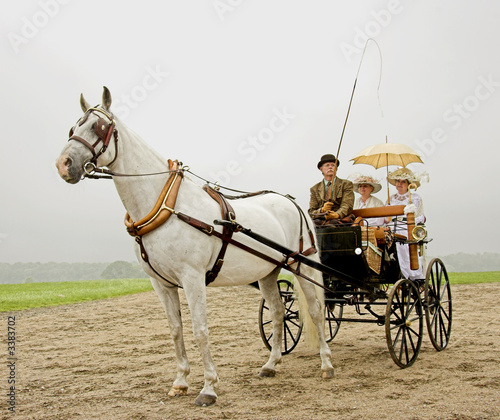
left=65, top=157, right=72, bottom=168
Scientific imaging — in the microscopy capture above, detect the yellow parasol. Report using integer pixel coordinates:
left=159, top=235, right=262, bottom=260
left=350, top=141, right=424, bottom=205
left=350, top=142, right=423, bottom=169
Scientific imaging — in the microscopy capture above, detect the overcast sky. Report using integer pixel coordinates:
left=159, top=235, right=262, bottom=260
left=1, top=1, right=499, bottom=263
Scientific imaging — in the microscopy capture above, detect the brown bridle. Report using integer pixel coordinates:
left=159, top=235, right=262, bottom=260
left=68, top=106, right=118, bottom=169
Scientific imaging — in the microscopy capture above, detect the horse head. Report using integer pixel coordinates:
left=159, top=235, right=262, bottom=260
left=56, top=86, right=118, bottom=183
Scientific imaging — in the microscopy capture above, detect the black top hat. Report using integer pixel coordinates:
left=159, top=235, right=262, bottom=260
left=317, top=154, right=340, bottom=169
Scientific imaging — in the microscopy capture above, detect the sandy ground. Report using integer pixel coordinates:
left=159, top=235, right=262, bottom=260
left=1, top=282, right=499, bottom=420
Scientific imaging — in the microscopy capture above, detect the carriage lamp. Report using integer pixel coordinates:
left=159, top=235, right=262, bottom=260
left=412, top=225, right=427, bottom=241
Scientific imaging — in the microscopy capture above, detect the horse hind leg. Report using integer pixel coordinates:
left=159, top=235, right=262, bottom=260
left=257, top=267, right=285, bottom=377
left=150, top=278, right=191, bottom=397
left=295, top=267, right=334, bottom=379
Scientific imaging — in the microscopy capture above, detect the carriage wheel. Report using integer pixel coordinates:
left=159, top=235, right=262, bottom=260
left=424, top=258, right=452, bottom=351
left=258, top=279, right=303, bottom=355
left=324, top=301, right=343, bottom=343
left=385, top=279, right=423, bottom=368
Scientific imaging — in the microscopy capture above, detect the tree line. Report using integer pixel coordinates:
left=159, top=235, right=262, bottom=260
left=433, top=252, right=500, bottom=273
left=0, top=261, right=147, bottom=284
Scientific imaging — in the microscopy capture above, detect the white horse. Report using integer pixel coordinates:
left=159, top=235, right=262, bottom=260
left=56, top=87, right=333, bottom=406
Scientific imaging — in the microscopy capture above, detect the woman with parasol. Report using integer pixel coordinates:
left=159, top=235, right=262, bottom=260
left=386, top=167, right=426, bottom=280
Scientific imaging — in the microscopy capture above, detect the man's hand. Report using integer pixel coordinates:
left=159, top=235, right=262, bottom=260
left=321, top=202, right=333, bottom=212
left=325, top=211, right=340, bottom=220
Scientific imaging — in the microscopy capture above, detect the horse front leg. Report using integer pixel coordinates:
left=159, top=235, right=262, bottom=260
left=258, top=267, right=285, bottom=377
left=150, top=278, right=191, bottom=397
left=183, top=283, right=219, bottom=406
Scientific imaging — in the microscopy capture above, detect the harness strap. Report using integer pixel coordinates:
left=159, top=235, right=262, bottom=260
left=68, top=135, right=99, bottom=159
left=202, top=185, right=236, bottom=286
left=207, top=188, right=318, bottom=256
left=175, top=212, right=332, bottom=294
left=177, top=213, right=287, bottom=267
left=135, top=236, right=181, bottom=288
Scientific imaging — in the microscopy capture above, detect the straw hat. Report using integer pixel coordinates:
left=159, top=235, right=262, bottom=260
left=352, top=175, right=382, bottom=194
left=387, top=167, right=421, bottom=188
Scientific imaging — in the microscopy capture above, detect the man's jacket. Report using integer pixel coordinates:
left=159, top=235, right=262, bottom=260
left=308, top=177, right=354, bottom=219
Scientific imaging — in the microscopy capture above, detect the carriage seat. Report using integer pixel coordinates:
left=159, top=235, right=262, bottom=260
left=351, top=204, right=405, bottom=220
left=352, top=204, right=405, bottom=246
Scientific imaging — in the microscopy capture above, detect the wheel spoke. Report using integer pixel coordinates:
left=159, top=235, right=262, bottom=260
left=386, top=279, right=423, bottom=368
left=284, top=322, right=299, bottom=346
left=258, top=279, right=303, bottom=355
left=425, top=258, right=452, bottom=351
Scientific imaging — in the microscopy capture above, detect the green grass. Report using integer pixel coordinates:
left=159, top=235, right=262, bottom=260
left=447, top=271, right=500, bottom=284
left=0, top=278, right=153, bottom=312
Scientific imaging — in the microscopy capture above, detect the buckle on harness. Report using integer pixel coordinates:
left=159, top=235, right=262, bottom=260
left=203, top=225, right=214, bottom=234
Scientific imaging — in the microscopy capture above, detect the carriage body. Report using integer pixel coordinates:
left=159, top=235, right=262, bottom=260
left=316, top=224, right=401, bottom=296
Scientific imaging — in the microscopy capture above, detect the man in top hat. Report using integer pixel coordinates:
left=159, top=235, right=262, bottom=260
left=309, top=154, right=354, bottom=220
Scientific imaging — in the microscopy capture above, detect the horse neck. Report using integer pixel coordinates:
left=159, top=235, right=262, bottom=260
left=108, top=123, right=171, bottom=220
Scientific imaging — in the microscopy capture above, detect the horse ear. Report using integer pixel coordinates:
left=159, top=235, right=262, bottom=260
left=80, top=93, right=91, bottom=113
left=102, top=86, right=112, bottom=111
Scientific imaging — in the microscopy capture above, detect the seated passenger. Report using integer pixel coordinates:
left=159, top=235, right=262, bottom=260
left=308, top=154, right=354, bottom=223
left=386, top=167, right=425, bottom=280
left=352, top=175, right=385, bottom=226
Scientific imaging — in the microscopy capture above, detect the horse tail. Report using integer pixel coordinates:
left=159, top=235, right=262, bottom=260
left=295, top=267, right=324, bottom=351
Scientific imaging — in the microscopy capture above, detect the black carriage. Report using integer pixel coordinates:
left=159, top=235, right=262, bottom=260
left=258, top=204, right=452, bottom=368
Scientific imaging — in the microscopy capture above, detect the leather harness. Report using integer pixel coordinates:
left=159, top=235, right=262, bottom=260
left=202, top=185, right=236, bottom=285
left=124, top=169, right=316, bottom=287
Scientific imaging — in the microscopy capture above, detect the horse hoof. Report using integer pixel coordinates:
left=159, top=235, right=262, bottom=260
left=195, top=393, right=217, bottom=406
left=259, top=368, right=276, bottom=378
left=322, top=368, right=334, bottom=379
left=168, top=385, right=188, bottom=397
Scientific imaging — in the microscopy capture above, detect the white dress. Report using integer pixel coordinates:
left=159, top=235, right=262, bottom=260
left=354, top=195, right=385, bottom=226
left=386, top=192, right=426, bottom=280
